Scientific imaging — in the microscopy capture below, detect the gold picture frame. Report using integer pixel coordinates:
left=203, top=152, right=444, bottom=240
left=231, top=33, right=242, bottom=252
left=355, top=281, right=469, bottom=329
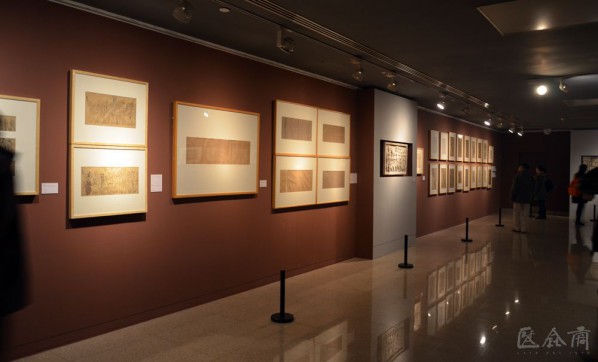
left=273, top=155, right=317, bottom=209
left=70, top=145, right=147, bottom=219
left=274, top=100, right=317, bottom=156
left=0, top=94, right=40, bottom=195
left=70, top=70, right=148, bottom=147
left=172, top=101, right=260, bottom=198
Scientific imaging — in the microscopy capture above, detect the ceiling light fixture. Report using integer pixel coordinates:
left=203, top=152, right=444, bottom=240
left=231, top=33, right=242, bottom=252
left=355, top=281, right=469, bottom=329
left=484, top=118, right=492, bottom=126
left=219, top=7, right=230, bottom=13
left=508, top=127, right=515, bottom=134
left=276, top=26, right=295, bottom=54
left=382, top=71, right=398, bottom=92
left=172, top=0, right=193, bottom=24
left=559, top=78, right=569, bottom=93
left=436, top=101, right=445, bottom=110
left=535, top=84, right=548, bottom=96
left=517, top=128, right=524, bottom=137
left=351, top=59, right=364, bottom=81
left=462, top=105, right=471, bottom=115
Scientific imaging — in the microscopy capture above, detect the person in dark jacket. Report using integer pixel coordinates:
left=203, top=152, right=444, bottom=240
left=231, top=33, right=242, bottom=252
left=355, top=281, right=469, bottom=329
left=579, top=167, right=598, bottom=252
left=533, top=165, right=548, bottom=219
left=510, top=163, right=534, bottom=233
left=571, top=164, right=588, bottom=226
left=0, top=146, right=28, bottom=361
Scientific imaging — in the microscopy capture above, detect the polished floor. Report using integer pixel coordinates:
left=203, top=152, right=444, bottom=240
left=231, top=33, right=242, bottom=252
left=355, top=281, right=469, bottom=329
left=16, top=211, right=598, bottom=361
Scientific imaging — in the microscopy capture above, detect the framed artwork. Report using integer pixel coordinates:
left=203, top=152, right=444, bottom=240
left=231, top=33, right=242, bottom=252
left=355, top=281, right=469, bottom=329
left=456, top=164, right=463, bottom=191
left=486, top=265, right=492, bottom=286
left=456, top=134, right=463, bottom=162
left=482, top=139, right=488, bottom=163
left=439, top=163, right=448, bottom=194
left=317, top=157, right=350, bottom=204
left=453, top=286, right=462, bottom=317
left=427, top=305, right=437, bottom=336
left=476, top=138, right=484, bottom=163
left=274, top=100, right=317, bottom=156
left=273, top=155, right=317, bottom=209
left=70, top=70, right=148, bottom=147
left=448, top=132, right=456, bottom=161
left=488, top=145, right=494, bottom=164
left=463, top=164, right=470, bottom=192
left=470, top=137, right=477, bottom=163
left=429, top=130, right=439, bottom=160
left=317, top=108, right=350, bottom=158
left=427, top=270, right=438, bottom=304
left=448, top=163, right=456, bottom=193
left=464, top=135, right=471, bottom=162
left=440, top=132, right=448, bottom=161
left=476, top=165, right=484, bottom=189
left=470, top=164, right=476, bottom=190
left=172, top=102, right=260, bottom=198
left=488, top=166, right=493, bottom=189
left=429, top=162, right=439, bottom=196
left=482, top=165, right=488, bottom=188
left=414, top=300, right=422, bottom=332
left=381, top=140, right=409, bottom=176
left=581, top=155, right=598, bottom=171
left=70, top=145, right=147, bottom=219
left=446, top=293, right=454, bottom=324
left=416, top=147, right=424, bottom=175
left=0, top=94, right=40, bottom=195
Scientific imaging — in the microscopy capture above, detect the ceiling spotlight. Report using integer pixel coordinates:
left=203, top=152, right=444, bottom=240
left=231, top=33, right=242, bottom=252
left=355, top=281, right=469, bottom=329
left=517, top=128, right=524, bottom=137
left=436, top=101, right=445, bottom=110
left=462, top=105, right=471, bottom=115
left=382, top=71, right=398, bottom=92
left=351, top=59, right=364, bottom=81
left=559, top=79, right=569, bottom=93
left=173, top=0, right=193, bottom=23
left=508, top=127, right=515, bottom=134
left=276, top=27, right=295, bottom=54
left=484, top=118, right=492, bottom=126
left=352, top=68, right=364, bottom=81
left=535, top=84, right=548, bottom=96
left=387, top=79, right=398, bottom=92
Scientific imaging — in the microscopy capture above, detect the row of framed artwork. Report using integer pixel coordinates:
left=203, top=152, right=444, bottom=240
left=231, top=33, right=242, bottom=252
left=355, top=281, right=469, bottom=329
left=2, top=69, right=352, bottom=218
left=428, top=162, right=494, bottom=195
left=429, top=130, right=494, bottom=164
left=273, top=100, right=351, bottom=208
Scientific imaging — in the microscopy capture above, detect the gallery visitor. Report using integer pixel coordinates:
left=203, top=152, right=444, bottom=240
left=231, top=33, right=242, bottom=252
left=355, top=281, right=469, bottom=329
left=569, top=164, right=588, bottom=226
left=532, top=165, right=549, bottom=219
left=510, top=163, right=534, bottom=233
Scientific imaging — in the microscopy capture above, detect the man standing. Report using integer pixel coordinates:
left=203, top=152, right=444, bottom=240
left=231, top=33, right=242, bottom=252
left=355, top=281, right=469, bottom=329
left=533, top=165, right=549, bottom=219
left=511, top=163, right=535, bottom=233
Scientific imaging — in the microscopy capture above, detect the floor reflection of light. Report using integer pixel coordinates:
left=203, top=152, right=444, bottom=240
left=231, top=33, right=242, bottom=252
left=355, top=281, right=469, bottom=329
left=505, top=311, right=510, bottom=315
left=480, top=336, right=486, bottom=345
left=514, top=299, right=520, bottom=304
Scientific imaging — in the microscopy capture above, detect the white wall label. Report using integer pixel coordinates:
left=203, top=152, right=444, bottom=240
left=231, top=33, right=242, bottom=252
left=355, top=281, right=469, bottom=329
left=41, top=183, right=59, bottom=194
left=259, top=180, right=267, bottom=188
left=350, top=173, right=358, bottom=184
left=150, top=174, right=162, bottom=192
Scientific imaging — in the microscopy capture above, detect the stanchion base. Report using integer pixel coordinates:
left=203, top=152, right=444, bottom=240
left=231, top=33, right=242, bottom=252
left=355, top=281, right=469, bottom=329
left=495, top=224, right=505, bottom=227
left=461, top=238, right=473, bottom=242
left=399, top=263, right=414, bottom=269
left=271, top=313, right=294, bottom=323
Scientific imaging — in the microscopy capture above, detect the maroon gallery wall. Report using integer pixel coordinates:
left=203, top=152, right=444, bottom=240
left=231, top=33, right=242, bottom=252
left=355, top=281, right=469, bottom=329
left=498, top=131, right=570, bottom=214
left=416, top=110, right=502, bottom=237
left=1, top=2, right=358, bottom=358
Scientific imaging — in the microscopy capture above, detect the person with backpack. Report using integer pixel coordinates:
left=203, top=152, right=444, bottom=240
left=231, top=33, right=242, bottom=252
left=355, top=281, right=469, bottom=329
left=569, top=164, right=588, bottom=226
left=533, top=165, right=550, bottom=219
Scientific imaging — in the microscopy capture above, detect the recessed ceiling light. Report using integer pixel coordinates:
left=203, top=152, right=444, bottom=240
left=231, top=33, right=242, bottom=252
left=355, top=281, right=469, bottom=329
left=219, top=7, right=230, bottom=13
left=436, top=101, right=445, bottom=110
left=536, top=85, right=548, bottom=96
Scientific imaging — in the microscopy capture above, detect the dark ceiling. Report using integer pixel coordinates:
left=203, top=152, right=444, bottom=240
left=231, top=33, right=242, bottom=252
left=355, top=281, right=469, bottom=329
left=52, top=0, right=598, bottom=131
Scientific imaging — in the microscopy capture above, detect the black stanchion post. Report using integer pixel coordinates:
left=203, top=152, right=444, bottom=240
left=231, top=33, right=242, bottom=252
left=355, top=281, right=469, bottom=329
left=461, top=218, right=473, bottom=242
left=271, top=270, right=294, bottom=323
left=591, top=205, right=597, bottom=222
left=496, top=208, right=505, bottom=227
left=399, top=234, right=414, bottom=269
